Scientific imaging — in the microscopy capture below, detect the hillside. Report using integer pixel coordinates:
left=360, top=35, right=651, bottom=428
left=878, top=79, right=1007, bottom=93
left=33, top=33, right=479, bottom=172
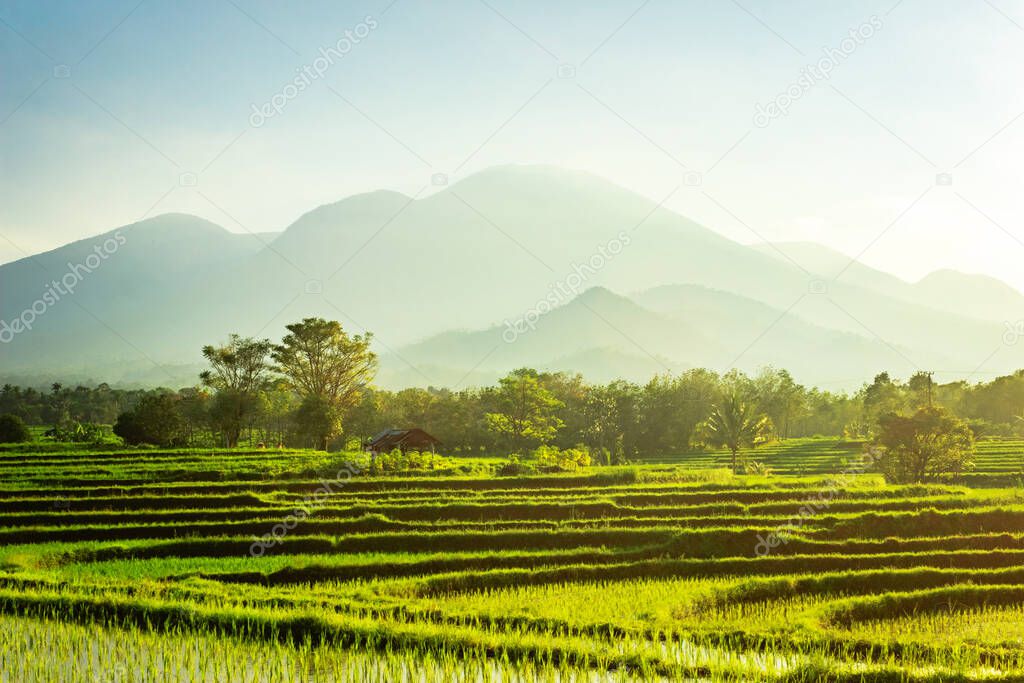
left=2, top=165, right=1022, bottom=389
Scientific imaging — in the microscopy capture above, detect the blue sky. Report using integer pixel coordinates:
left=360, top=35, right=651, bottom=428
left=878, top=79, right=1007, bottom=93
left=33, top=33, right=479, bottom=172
left=2, top=0, right=1024, bottom=289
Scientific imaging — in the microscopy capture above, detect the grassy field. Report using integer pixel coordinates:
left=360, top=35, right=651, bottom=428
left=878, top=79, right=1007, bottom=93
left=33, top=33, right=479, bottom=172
left=2, top=438, right=1024, bottom=681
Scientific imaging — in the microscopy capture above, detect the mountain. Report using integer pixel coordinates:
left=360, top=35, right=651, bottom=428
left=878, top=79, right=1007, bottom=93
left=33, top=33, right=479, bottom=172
left=911, top=270, right=1024, bottom=323
left=0, top=214, right=266, bottom=385
left=2, top=165, right=1023, bottom=390
left=380, top=287, right=696, bottom=387
left=753, top=241, right=1024, bottom=324
left=751, top=242, right=908, bottom=295
left=382, top=284, right=936, bottom=388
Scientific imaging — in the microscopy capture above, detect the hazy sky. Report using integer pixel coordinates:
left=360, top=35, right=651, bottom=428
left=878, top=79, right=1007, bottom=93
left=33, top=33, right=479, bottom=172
left=2, top=0, right=1023, bottom=289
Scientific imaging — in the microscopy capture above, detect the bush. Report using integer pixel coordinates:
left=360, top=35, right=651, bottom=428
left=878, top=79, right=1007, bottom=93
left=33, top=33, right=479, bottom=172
left=113, top=394, right=186, bottom=447
left=496, top=455, right=536, bottom=477
left=51, top=421, right=107, bottom=443
left=744, top=460, right=772, bottom=476
left=532, top=445, right=592, bottom=472
left=0, top=414, right=30, bottom=443
left=871, top=406, right=975, bottom=483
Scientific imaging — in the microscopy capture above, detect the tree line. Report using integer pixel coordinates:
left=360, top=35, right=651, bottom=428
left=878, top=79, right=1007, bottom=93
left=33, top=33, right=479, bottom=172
left=0, top=317, right=1019, bottom=460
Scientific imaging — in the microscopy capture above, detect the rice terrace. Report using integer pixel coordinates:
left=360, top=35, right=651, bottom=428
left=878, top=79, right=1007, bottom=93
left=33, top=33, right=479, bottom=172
left=2, top=430, right=1024, bottom=681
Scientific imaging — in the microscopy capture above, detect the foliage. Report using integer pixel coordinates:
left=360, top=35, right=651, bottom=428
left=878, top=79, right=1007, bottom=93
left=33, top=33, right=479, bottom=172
left=870, top=406, right=976, bottom=483
left=496, top=455, right=536, bottom=477
left=367, top=449, right=446, bottom=474
left=743, top=460, right=772, bottom=476
left=273, top=318, right=377, bottom=449
left=485, top=369, right=564, bottom=453
left=113, top=393, right=186, bottom=447
left=290, top=395, right=342, bottom=451
left=697, top=392, right=773, bottom=472
left=532, top=445, right=592, bottom=472
left=200, top=335, right=273, bottom=447
left=12, top=366, right=1024, bottom=459
left=0, top=413, right=30, bottom=443
left=50, top=421, right=108, bottom=443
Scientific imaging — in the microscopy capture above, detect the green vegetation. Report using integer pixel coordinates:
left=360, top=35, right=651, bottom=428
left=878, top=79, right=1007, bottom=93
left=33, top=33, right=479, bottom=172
left=697, top=390, right=773, bottom=473
left=0, top=413, right=30, bottom=443
left=2, top=437, right=1024, bottom=680
left=13, top=366, right=1024, bottom=460
left=871, top=405, right=976, bottom=483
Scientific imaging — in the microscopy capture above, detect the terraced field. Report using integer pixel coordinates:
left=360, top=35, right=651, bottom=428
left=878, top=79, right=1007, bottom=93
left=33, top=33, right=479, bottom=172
left=3, top=440, right=1024, bottom=681
left=639, top=438, right=1024, bottom=486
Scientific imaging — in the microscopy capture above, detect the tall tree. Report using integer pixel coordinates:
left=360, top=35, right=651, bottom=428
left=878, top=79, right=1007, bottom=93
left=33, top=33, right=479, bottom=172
left=485, top=369, right=564, bottom=454
left=861, top=372, right=905, bottom=428
left=46, top=382, right=71, bottom=431
left=754, top=368, right=806, bottom=440
left=907, top=371, right=935, bottom=408
left=200, top=335, right=273, bottom=447
left=272, top=318, right=377, bottom=449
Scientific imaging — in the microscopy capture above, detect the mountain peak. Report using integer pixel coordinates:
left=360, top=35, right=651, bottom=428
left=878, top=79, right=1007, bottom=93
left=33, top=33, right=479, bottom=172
left=574, top=285, right=628, bottom=306
left=283, top=189, right=413, bottom=237
left=120, top=213, right=230, bottom=236
left=446, top=164, right=641, bottom=203
left=916, top=268, right=1018, bottom=290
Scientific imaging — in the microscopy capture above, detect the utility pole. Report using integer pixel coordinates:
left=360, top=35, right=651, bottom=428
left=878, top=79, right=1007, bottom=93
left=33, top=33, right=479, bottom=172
left=925, top=371, right=934, bottom=407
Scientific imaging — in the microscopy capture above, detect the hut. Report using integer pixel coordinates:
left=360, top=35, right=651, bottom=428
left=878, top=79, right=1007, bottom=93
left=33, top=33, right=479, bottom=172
left=365, top=428, right=441, bottom=454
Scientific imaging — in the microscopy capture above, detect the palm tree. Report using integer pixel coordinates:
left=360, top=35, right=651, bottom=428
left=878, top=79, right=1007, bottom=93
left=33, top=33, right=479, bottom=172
left=699, top=393, right=773, bottom=473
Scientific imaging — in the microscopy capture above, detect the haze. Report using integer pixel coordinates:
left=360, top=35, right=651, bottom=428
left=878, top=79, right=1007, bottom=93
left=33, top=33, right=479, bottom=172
left=3, top=0, right=1024, bottom=289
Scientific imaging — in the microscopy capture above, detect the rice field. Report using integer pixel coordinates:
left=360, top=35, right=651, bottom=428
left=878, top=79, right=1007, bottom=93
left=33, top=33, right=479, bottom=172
left=2, top=438, right=1024, bottom=681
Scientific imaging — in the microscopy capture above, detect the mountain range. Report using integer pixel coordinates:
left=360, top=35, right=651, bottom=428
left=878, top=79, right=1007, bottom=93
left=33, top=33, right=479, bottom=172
left=2, top=164, right=1022, bottom=391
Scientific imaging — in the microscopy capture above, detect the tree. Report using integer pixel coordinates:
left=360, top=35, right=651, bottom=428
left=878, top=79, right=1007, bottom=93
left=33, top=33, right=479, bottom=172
left=0, top=414, right=30, bottom=443
left=861, top=372, right=905, bottom=428
left=177, top=388, right=212, bottom=446
left=580, top=384, right=618, bottom=461
left=200, top=335, right=272, bottom=447
left=870, top=406, right=975, bottom=483
left=292, top=395, right=342, bottom=450
left=638, top=370, right=718, bottom=456
left=113, top=394, right=186, bottom=447
left=259, top=380, right=299, bottom=447
left=906, top=371, right=934, bottom=408
left=272, top=318, right=377, bottom=450
left=753, top=368, right=806, bottom=440
left=485, top=369, right=564, bottom=454
left=698, top=392, right=773, bottom=473
left=46, top=382, right=71, bottom=431
left=538, top=372, right=590, bottom=450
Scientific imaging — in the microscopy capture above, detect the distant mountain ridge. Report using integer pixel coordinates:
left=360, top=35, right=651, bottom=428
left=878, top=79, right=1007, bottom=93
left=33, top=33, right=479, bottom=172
left=2, top=165, right=1022, bottom=390
left=752, top=241, right=1024, bottom=324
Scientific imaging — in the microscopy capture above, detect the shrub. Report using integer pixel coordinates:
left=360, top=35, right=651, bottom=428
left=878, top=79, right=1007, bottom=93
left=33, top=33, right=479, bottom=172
left=743, top=460, right=772, bottom=476
left=113, top=394, right=186, bottom=447
left=51, top=421, right=106, bottom=443
left=532, top=445, right=592, bottom=472
left=497, top=455, right=536, bottom=477
left=0, top=414, right=30, bottom=443
left=871, top=406, right=975, bottom=483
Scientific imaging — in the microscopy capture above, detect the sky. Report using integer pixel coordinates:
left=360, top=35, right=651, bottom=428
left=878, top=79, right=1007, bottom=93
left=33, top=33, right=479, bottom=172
left=2, top=0, right=1024, bottom=289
